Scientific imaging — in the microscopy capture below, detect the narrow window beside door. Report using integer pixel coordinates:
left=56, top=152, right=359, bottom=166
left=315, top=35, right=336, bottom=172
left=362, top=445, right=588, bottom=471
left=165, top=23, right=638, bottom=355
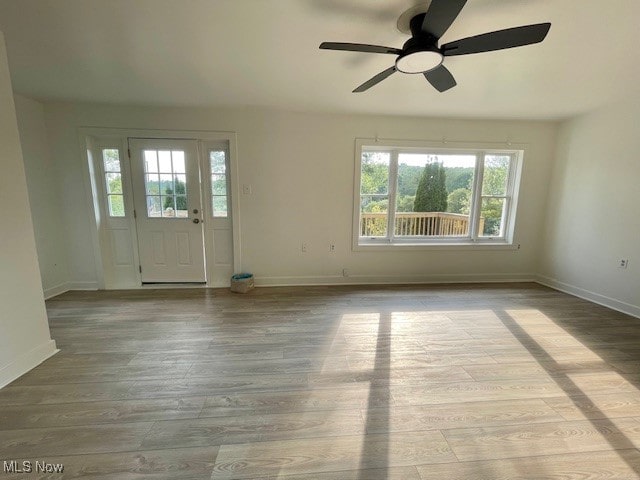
left=102, top=148, right=125, bottom=217
left=210, top=150, right=228, bottom=218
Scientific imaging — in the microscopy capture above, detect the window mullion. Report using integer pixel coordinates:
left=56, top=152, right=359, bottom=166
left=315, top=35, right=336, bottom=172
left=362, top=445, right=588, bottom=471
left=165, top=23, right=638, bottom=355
left=387, top=150, right=399, bottom=243
left=469, top=152, right=485, bottom=240
left=501, top=196, right=511, bottom=238
left=501, top=153, right=515, bottom=237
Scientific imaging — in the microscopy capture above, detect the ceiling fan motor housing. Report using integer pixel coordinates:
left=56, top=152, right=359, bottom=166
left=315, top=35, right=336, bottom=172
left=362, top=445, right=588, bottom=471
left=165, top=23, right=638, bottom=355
left=395, top=14, right=444, bottom=74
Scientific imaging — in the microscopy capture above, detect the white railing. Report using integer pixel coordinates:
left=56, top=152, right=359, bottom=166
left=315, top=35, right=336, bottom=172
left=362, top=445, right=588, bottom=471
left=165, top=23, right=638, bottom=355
left=361, top=212, right=484, bottom=237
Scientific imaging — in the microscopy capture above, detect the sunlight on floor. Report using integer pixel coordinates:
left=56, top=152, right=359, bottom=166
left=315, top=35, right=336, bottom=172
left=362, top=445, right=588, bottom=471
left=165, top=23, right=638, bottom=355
left=506, top=309, right=613, bottom=362
left=336, top=307, right=640, bottom=477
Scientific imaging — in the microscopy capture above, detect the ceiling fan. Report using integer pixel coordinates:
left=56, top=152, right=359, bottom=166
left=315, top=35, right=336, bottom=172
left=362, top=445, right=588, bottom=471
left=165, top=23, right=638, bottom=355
left=319, top=0, right=551, bottom=93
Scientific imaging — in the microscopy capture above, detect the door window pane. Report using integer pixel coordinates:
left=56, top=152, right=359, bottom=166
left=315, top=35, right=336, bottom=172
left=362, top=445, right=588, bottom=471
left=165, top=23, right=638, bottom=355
left=145, top=174, right=159, bottom=194
left=175, top=196, right=188, bottom=217
left=174, top=174, right=186, bottom=194
left=144, top=150, right=158, bottom=173
left=147, top=196, right=161, bottom=217
left=172, top=151, right=186, bottom=173
left=158, top=151, right=172, bottom=172
left=159, top=174, right=173, bottom=195
left=143, top=149, right=188, bottom=218
left=161, top=195, right=174, bottom=213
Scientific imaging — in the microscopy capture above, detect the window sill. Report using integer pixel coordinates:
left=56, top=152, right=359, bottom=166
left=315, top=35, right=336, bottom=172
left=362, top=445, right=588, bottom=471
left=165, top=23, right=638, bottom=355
left=353, top=241, right=520, bottom=252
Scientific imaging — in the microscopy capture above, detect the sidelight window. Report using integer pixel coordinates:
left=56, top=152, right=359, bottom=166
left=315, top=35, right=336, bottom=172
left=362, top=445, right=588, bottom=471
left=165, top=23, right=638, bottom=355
left=102, top=148, right=125, bottom=217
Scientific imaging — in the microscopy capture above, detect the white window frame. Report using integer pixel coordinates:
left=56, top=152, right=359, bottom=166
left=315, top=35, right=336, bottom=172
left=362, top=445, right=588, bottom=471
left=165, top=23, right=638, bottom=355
left=352, top=139, right=524, bottom=251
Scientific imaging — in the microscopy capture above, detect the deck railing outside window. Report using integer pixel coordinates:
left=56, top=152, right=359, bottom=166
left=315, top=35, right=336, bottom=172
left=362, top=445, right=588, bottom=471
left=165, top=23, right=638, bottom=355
left=360, top=212, right=484, bottom=237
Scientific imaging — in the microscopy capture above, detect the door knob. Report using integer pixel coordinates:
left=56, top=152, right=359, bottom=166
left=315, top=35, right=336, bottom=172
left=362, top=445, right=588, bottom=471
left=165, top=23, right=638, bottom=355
left=193, top=218, right=200, bottom=224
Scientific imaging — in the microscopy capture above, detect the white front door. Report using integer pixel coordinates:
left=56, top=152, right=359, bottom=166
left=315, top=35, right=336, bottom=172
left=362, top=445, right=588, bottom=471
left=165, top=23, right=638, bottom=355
left=129, top=138, right=206, bottom=283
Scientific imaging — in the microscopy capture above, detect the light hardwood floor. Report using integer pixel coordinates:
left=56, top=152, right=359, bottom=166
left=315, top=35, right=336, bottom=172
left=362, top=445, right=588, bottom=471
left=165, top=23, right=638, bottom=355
left=2, top=283, right=640, bottom=479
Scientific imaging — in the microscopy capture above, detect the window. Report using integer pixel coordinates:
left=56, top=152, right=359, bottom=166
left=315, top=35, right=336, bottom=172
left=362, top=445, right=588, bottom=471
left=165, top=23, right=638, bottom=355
left=209, top=150, right=229, bottom=218
left=143, top=149, right=188, bottom=218
left=355, top=142, right=522, bottom=247
left=102, top=148, right=125, bottom=217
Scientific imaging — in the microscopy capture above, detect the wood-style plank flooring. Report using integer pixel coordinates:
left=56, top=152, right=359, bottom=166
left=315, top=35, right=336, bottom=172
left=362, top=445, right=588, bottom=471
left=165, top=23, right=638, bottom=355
left=2, top=283, right=640, bottom=479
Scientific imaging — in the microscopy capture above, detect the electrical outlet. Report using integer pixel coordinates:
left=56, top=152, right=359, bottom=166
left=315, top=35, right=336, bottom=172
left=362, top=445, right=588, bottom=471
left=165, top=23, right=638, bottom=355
left=301, top=242, right=307, bottom=253
left=619, top=259, right=629, bottom=269
left=342, top=268, right=349, bottom=277
left=329, top=243, right=335, bottom=253
left=242, top=184, right=252, bottom=195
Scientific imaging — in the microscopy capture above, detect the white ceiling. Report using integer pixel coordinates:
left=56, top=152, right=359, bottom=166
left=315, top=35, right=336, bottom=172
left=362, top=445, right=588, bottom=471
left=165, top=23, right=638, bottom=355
left=0, top=0, right=638, bottom=120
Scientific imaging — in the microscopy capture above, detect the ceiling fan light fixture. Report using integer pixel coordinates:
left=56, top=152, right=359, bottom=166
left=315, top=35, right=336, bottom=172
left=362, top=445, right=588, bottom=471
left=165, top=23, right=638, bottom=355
left=395, top=50, right=443, bottom=74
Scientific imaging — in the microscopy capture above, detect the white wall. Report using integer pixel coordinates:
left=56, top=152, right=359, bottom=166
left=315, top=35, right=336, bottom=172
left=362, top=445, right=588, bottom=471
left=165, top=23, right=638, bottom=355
left=14, top=95, right=70, bottom=298
left=539, top=100, right=640, bottom=317
left=43, top=102, right=558, bottom=286
left=0, top=32, right=57, bottom=388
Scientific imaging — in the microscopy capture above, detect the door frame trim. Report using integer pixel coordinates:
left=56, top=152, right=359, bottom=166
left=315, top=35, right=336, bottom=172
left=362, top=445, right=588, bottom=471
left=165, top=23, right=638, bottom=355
left=79, top=127, right=241, bottom=288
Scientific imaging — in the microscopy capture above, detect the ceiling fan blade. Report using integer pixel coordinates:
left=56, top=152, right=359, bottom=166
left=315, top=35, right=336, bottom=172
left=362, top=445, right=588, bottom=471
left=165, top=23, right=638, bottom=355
left=443, top=23, right=551, bottom=56
left=421, top=0, right=467, bottom=39
left=353, top=66, right=397, bottom=93
left=424, top=65, right=457, bottom=92
left=319, top=42, right=402, bottom=55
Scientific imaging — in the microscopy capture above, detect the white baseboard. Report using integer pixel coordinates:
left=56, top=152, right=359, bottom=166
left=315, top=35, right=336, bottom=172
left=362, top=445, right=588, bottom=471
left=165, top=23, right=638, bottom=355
left=67, top=281, right=99, bottom=291
left=43, top=282, right=70, bottom=300
left=255, top=272, right=536, bottom=287
left=536, top=275, right=640, bottom=319
left=43, top=281, right=99, bottom=299
left=0, top=340, right=59, bottom=389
